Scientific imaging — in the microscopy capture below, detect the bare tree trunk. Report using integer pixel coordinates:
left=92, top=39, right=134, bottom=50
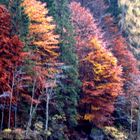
left=45, top=92, right=50, bottom=131
left=14, top=106, right=17, bottom=128
left=8, top=71, right=15, bottom=128
left=26, top=78, right=36, bottom=134
left=130, top=100, right=133, bottom=139
left=0, top=110, right=4, bottom=131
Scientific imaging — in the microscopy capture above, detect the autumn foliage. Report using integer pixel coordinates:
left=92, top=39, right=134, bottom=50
left=22, top=0, right=59, bottom=70
left=0, top=0, right=139, bottom=138
left=0, top=5, right=24, bottom=127
left=69, top=2, right=123, bottom=127
left=81, top=38, right=123, bottom=126
left=102, top=15, right=139, bottom=98
left=69, top=2, right=106, bottom=59
left=0, top=5, right=24, bottom=93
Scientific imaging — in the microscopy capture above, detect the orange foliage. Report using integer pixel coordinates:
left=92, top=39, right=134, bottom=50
left=81, top=38, right=123, bottom=126
left=70, top=2, right=123, bottom=127
left=22, top=0, right=59, bottom=87
left=102, top=15, right=140, bottom=98
left=22, top=0, right=59, bottom=61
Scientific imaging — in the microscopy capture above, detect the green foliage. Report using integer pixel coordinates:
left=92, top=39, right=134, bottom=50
left=105, top=0, right=120, bottom=19
left=0, top=0, right=34, bottom=128
left=41, top=0, right=81, bottom=128
left=0, top=0, right=29, bottom=40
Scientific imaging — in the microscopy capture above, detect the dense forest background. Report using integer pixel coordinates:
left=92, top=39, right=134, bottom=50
left=0, top=0, right=140, bottom=139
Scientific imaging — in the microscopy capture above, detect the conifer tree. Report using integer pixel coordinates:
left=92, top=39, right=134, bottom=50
left=0, top=5, right=25, bottom=128
left=41, top=0, right=81, bottom=128
left=0, top=0, right=36, bottom=128
left=0, top=0, right=29, bottom=40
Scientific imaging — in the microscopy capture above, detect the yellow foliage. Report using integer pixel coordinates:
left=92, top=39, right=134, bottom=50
left=104, top=126, right=128, bottom=140
left=90, top=37, right=102, bottom=50
left=22, top=0, right=59, bottom=79
left=82, top=37, right=123, bottom=122
left=91, top=106, right=100, bottom=111
left=84, top=38, right=122, bottom=85
left=22, top=0, right=59, bottom=60
left=84, top=114, right=94, bottom=121
left=3, top=128, right=12, bottom=133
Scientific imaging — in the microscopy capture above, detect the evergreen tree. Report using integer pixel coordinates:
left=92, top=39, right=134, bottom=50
left=0, top=0, right=29, bottom=40
left=41, top=0, right=81, bottom=128
left=105, top=0, right=120, bottom=19
left=0, top=0, right=33, bottom=128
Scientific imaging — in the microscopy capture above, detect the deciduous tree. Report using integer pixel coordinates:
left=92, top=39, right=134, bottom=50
left=69, top=2, right=123, bottom=127
left=0, top=5, right=25, bottom=128
left=22, top=0, right=60, bottom=132
left=41, top=0, right=81, bottom=131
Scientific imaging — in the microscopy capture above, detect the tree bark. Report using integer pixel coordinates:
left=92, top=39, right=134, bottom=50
left=45, top=93, right=50, bottom=131
left=8, top=71, right=15, bottom=128
left=26, top=78, right=36, bottom=134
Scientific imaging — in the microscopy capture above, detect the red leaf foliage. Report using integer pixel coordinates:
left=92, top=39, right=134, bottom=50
left=0, top=5, right=24, bottom=127
left=70, top=2, right=123, bottom=127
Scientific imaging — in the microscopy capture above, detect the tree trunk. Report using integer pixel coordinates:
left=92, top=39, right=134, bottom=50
left=26, top=78, right=36, bottom=134
left=8, top=71, right=15, bottom=128
left=14, top=106, right=17, bottom=128
left=45, top=93, right=50, bottom=131
left=130, top=100, right=133, bottom=139
left=0, top=110, right=4, bottom=131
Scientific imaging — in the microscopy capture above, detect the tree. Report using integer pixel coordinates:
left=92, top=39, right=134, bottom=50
left=69, top=1, right=106, bottom=58
left=116, top=0, right=140, bottom=68
left=0, top=0, right=29, bottom=40
left=0, top=0, right=35, bottom=129
left=22, top=0, right=59, bottom=78
left=0, top=5, right=25, bottom=128
left=22, top=0, right=60, bottom=132
left=69, top=2, right=123, bottom=127
left=41, top=0, right=81, bottom=130
left=81, top=38, right=123, bottom=127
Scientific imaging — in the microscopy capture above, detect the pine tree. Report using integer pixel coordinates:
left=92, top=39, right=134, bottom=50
left=41, top=0, right=81, bottom=128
